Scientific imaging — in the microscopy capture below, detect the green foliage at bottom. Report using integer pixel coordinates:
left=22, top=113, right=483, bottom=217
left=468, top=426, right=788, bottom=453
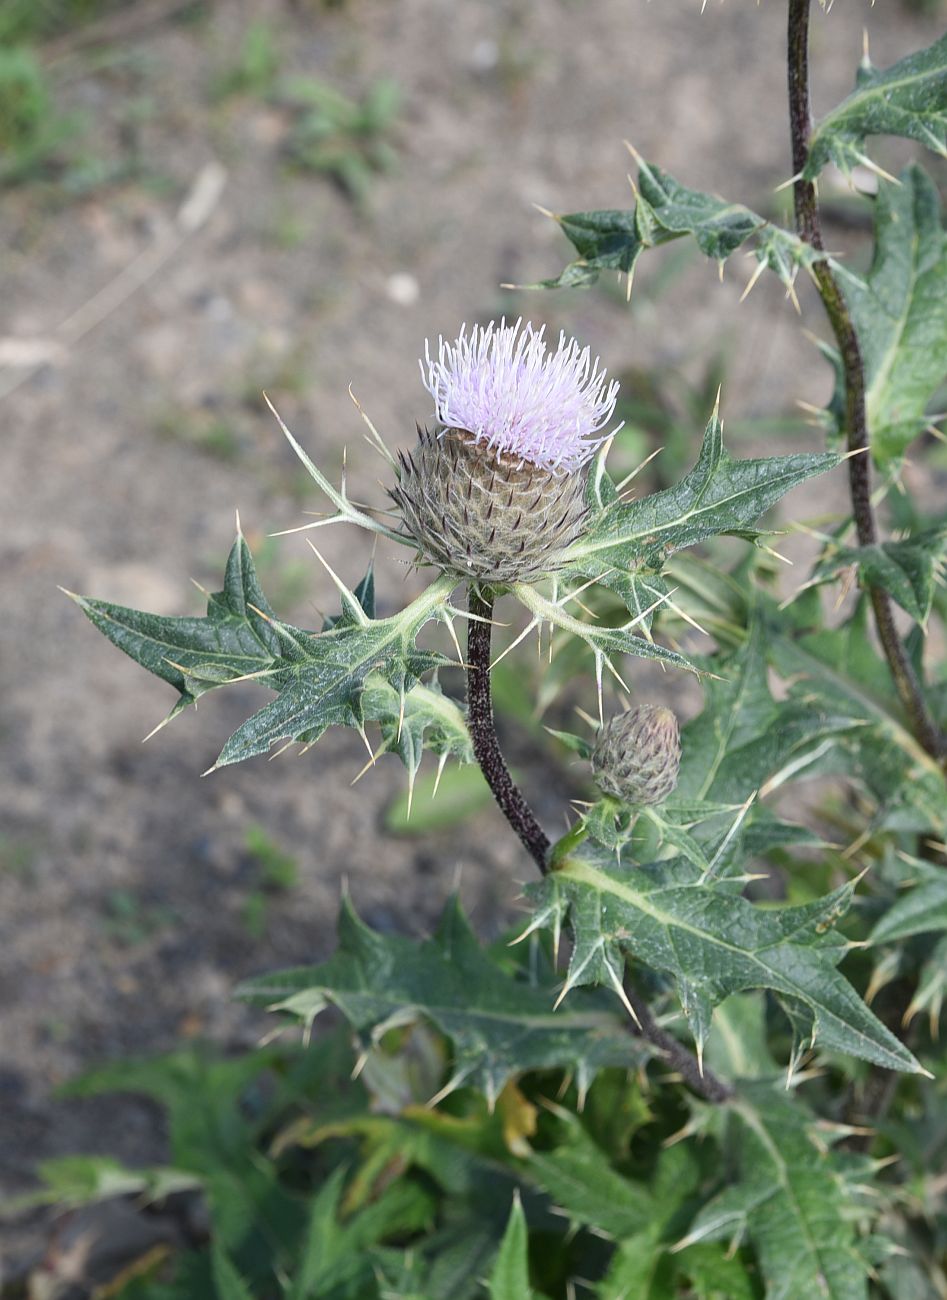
left=17, top=903, right=946, bottom=1300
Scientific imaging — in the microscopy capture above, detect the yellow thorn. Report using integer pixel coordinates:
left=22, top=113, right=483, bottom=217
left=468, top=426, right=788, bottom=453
left=785, top=274, right=801, bottom=314
left=855, top=152, right=899, bottom=186
left=607, top=966, right=642, bottom=1029
left=739, top=258, right=767, bottom=304
left=351, top=742, right=386, bottom=785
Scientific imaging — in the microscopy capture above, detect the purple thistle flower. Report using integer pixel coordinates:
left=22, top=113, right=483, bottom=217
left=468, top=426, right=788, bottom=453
left=420, top=318, right=622, bottom=475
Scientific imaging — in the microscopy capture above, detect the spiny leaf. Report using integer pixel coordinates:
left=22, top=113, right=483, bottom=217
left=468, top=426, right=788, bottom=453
left=284, top=1165, right=434, bottom=1300
left=535, top=1157, right=756, bottom=1294
left=813, top=525, right=947, bottom=626
left=538, top=158, right=820, bottom=297
left=819, top=166, right=947, bottom=466
left=560, top=407, right=839, bottom=588
left=679, top=1083, right=873, bottom=1300
left=903, top=934, right=947, bottom=1034
left=804, top=34, right=947, bottom=182
left=69, top=530, right=285, bottom=713
left=528, top=845, right=923, bottom=1074
left=361, top=674, right=473, bottom=787
left=386, top=763, right=491, bottom=834
left=768, top=594, right=947, bottom=832
left=665, top=561, right=947, bottom=829
left=678, top=620, right=865, bottom=807
left=602, top=1237, right=756, bottom=1300
left=511, top=577, right=697, bottom=680
left=70, top=531, right=458, bottom=770
left=520, top=1110, right=656, bottom=1241
left=237, top=895, right=648, bottom=1108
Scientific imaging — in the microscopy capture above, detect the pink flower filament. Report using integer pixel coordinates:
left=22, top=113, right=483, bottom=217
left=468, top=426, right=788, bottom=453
left=420, top=318, right=622, bottom=475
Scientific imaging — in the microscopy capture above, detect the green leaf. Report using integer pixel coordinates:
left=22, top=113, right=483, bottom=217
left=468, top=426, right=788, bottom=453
left=529, top=844, right=923, bottom=1074
left=703, top=994, right=777, bottom=1082
left=822, top=167, right=947, bottom=466
left=540, top=158, right=819, bottom=296
left=678, top=619, right=863, bottom=807
left=521, top=1111, right=655, bottom=1240
left=814, top=525, right=947, bottom=625
left=286, top=1167, right=434, bottom=1300
left=511, top=577, right=697, bottom=678
left=363, top=673, right=474, bottom=797
left=604, top=1240, right=756, bottom=1300
left=560, top=407, right=839, bottom=589
left=869, top=861, right=947, bottom=944
left=488, top=1194, right=532, bottom=1300
left=211, top=1243, right=255, bottom=1300
left=904, top=934, right=947, bottom=1034
left=804, top=35, right=947, bottom=182
left=238, top=896, right=647, bottom=1108
left=591, top=1144, right=756, bottom=1300
left=768, top=595, right=947, bottom=832
left=70, top=531, right=459, bottom=769
left=679, top=1083, right=872, bottom=1300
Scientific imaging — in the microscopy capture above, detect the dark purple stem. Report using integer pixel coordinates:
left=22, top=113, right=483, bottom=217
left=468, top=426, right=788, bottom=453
left=788, top=0, right=947, bottom=764
left=465, top=582, right=733, bottom=1103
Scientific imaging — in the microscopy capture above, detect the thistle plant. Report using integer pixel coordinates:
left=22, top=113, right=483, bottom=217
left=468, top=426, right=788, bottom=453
left=54, top=7, right=947, bottom=1298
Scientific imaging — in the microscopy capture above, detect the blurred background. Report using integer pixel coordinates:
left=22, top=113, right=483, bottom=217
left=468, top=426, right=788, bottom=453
left=1, top=0, right=945, bottom=1270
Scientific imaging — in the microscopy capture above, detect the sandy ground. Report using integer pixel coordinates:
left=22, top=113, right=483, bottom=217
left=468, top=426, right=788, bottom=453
left=2, top=0, right=944, bottom=1267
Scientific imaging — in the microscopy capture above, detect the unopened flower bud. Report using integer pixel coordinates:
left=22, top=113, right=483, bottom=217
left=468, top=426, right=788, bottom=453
left=391, top=319, right=622, bottom=584
left=591, top=704, right=681, bottom=806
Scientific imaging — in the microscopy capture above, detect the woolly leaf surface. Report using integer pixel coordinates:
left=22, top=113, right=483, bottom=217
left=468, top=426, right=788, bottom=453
left=527, top=846, right=922, bottom=1074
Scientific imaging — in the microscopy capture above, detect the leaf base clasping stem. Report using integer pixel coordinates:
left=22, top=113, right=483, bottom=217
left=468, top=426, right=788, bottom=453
left=465, top=583, right=733, bottom=1104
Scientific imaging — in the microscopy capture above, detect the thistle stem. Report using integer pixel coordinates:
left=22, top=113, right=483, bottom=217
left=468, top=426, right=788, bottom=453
left=465, top=582, right=733, bottom=1104
left=787, top=0, right=947, bottom=764
left=466, top=583, right=552, bottom=872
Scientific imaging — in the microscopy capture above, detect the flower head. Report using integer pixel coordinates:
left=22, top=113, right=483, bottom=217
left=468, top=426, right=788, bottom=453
left=592, top=704, right=681, bottom=807
left=392, top=319, right=620, bottom=583
left=421, top=318, right=621, bottom=475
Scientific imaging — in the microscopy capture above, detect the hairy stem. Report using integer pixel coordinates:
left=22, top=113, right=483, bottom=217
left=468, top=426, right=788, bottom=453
left=787, top=0, right=947, bottom=764
left=465, top=582, right=733, bottom=1104
left=466, top=584, right=552, bottom=872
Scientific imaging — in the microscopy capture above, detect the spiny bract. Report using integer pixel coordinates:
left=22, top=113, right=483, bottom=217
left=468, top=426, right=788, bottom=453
left=592, top=704, right=681, bottom=806
left=391, top=427, right=588, bottom=583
